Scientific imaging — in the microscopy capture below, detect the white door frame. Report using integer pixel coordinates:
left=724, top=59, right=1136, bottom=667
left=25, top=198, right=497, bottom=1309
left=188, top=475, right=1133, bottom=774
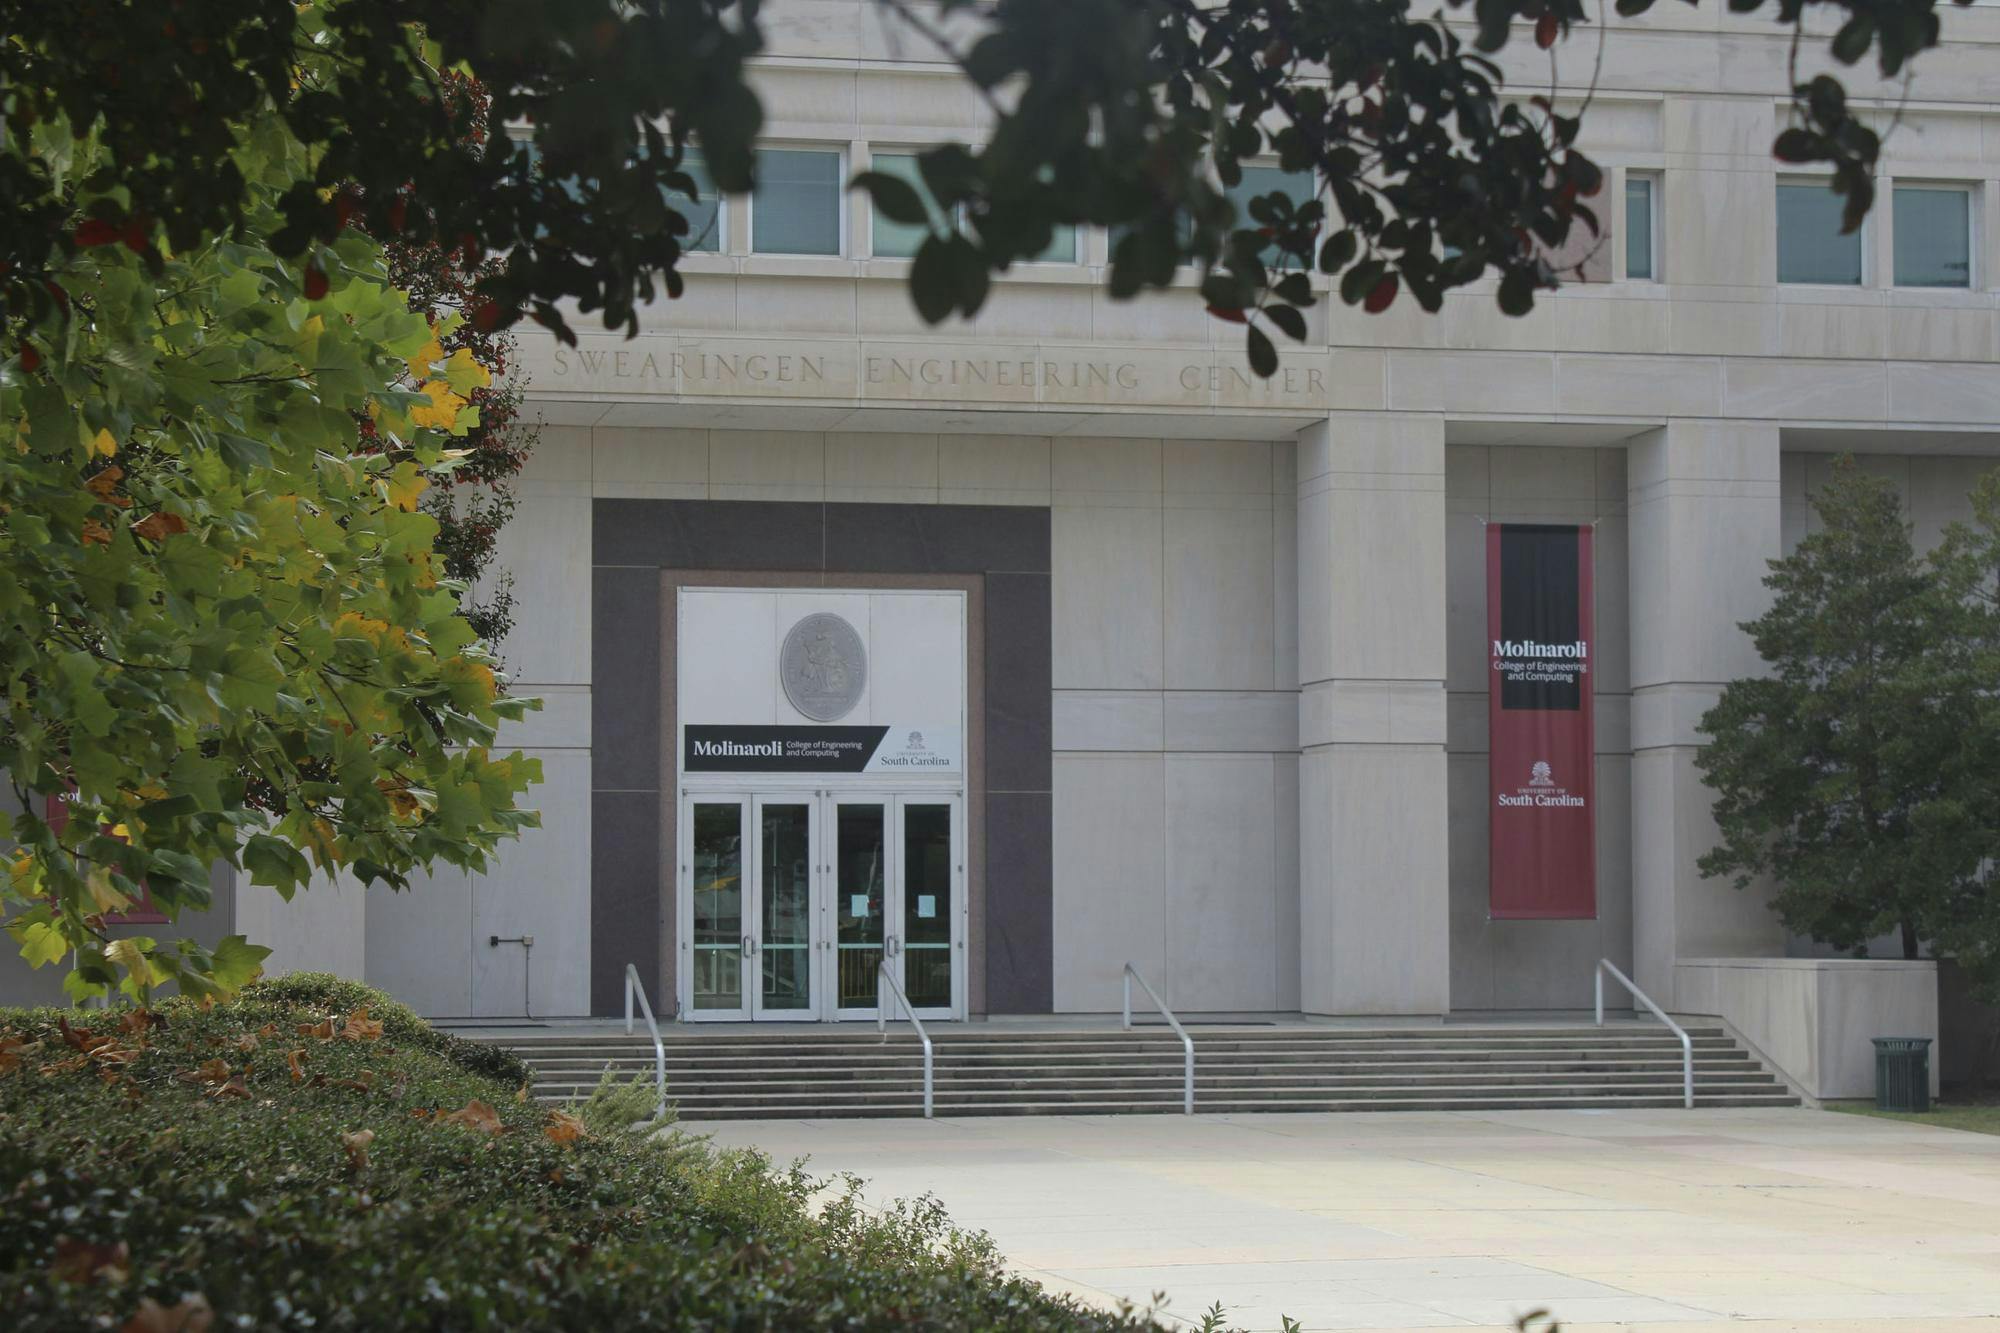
left=677, top=781, right=965, bottom=1022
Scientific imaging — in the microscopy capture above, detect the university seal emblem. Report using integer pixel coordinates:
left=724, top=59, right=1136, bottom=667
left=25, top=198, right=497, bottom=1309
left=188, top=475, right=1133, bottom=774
left=780, top=613, right=867, bottom=721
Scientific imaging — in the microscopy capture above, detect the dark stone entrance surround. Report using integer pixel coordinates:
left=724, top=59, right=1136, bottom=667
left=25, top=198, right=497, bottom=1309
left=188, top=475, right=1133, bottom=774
left=589, top=499, right=1052, bottom=1017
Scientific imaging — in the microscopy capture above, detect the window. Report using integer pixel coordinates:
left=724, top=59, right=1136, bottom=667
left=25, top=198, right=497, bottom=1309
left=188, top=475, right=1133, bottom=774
left=1777, top=180, right=1864, bottom=285
left=677, top=149, right=723, bottom=253
left=1227, top=164, right=1316, bottom=266
left=869, top=151, right=1078, bottom=263
left=1625, top=173, right=1658, bottom=280
left=868, top=152, right=947, bottom=259
left=752, top=148, right=842, bottom=255
left=509, top=131, right=721, bottom=253
left=1894, top=184, right=1973, bottom=288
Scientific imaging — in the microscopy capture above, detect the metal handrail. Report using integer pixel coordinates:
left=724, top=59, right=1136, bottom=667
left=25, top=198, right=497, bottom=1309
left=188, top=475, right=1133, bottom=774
left=1595, top=958, right=1693, bottom=1109
left=1122, top=963, right=1194, bottom=1115
left=624, top=964, right=668, bottom=1121
left=877, top=959, right=934, bottom=1118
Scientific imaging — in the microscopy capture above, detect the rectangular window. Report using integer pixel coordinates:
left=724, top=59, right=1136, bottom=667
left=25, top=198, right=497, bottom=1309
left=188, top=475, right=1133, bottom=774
left=1228, top=164, right=1316, bottom=266
left=752, top=148, right=842, bottom=256
left=1025, top=222, right=1079, bottom=264
left=1777, top=180, right=1864, bottom=285
left=511, top=132, right=722, bottom=253
left=868, top=152, right=947, bottom=259
left=678, top=149, right=723, bottom=253
left=1894, top=184, right=1973, bottom=289
left=872, top=151, right=1077, bottom=263
left=1625, top=174, right=1658, bottom=280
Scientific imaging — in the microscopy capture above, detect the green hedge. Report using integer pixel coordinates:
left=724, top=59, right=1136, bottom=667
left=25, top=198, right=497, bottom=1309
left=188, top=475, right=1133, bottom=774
left=0, top=978, right=1156, bottom=1331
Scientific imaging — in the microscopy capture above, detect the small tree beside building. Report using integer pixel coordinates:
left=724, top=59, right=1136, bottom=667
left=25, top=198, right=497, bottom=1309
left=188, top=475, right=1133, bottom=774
left=1698, top=459, right=2000, bottom=1003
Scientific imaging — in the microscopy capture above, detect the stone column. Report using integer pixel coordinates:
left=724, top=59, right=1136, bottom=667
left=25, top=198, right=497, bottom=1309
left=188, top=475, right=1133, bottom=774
left=1296, top=412, right=1450, bottom=1016
left=1627, top=420, right=1785, bottom=1000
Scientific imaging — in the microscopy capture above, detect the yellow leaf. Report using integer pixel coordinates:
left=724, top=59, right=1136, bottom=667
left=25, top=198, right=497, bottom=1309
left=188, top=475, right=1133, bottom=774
left=304, top=817, right=341, bottom=869
left=407, top=380, right=465, bottom=432
left=381, top=460, right=430, bottom=512
left=544, top=1110, right=587, bottom=1145
left=442, top=347, right=492, bottom=393
left=88, top=428, right=118, bottom=459
left=85, top=867, right=134, bottom=916
left=404, top=331, right=445, bottom=379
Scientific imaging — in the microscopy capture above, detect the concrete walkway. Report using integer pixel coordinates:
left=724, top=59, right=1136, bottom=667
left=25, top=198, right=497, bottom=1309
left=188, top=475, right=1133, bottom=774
left=702, top=1108, right=2000, bottom=1331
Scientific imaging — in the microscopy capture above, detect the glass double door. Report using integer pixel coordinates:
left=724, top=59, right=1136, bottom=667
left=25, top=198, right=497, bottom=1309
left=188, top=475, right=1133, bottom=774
left=682, top=792, right=961, bottom=1021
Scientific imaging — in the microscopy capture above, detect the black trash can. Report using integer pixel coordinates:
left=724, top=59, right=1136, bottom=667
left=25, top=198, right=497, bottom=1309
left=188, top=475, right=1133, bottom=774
left=1873, top=1037, right=1932, bottom=1112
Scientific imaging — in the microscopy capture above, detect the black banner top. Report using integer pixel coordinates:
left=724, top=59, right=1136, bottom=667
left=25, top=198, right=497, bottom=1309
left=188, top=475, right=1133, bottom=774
left=684, top=725, right=889, bottom=773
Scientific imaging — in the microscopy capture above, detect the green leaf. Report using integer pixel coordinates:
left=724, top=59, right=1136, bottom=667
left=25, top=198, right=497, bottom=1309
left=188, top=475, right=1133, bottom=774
left=852, top=170, right=931, bottom=226
left=1263, top=304, right=1307, bottom=342
left=910, top=238, right=957, bottom=324
left=1245, top=324, right=1278, bottom=378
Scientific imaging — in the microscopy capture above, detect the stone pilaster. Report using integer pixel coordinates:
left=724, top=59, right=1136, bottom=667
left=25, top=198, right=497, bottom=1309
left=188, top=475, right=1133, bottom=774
left=1296, top=413, right=1450, bottom=1015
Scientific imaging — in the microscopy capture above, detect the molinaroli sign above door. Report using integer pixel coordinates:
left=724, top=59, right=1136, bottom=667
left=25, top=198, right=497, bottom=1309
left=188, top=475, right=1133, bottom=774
left=683, top=725, right=962, bottom=775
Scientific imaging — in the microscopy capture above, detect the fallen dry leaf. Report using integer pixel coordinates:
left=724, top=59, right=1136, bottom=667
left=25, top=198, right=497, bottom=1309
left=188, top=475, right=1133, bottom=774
left=438, top=1099, right=504, bottom=1135
left=544, top=1110, right=586, bottom=1146
left=285, top=1048, right=307, bottom=1081
left=340, top=1129, right=374, bottom=1171
left=207, top=1075, right=251, bottom=1101
left=59, top=1016, right=109, bottom=1053
left=255, top=1023, right=278, bottom=1039
left=117, top=1009, right=160, bottom=1038
left=339, top=1006, right=383, bottom=1042
left=0, top=1033, right=30, bottom=1074
left=50, top=1237, right=130, bottom=1285
left=297, top=1018, right=334, bottom=1041
left=122, top=1294, right=214, bottom=1333
left=231, top=1033, right=259, bottom=1054
left=178, top=1058, right=231, bottom=1086
left=334, top=1069, right=376, bottom=1093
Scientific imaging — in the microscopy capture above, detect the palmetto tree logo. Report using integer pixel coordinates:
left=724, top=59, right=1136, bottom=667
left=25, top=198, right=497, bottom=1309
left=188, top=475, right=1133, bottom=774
left=1530, top=761, right=1554, bottom=787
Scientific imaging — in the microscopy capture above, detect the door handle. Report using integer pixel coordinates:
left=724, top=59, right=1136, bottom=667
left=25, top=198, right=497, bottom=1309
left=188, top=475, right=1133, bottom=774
left=741, top=935, right=757, bottom=958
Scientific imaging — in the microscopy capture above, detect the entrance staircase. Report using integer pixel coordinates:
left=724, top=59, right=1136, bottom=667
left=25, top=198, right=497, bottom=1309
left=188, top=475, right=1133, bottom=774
left=500, top=1022, right=1799, bottom=1121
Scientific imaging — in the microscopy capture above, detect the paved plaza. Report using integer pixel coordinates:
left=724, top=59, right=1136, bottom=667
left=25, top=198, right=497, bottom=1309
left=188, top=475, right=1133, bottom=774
left=703, top=1108, right=2000, bottom=1332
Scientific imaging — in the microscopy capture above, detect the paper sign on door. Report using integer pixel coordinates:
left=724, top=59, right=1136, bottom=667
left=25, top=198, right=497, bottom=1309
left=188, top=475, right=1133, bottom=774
left=850, top=894, right=869, bottom=918
left=917, top=895, right=937, bottom=919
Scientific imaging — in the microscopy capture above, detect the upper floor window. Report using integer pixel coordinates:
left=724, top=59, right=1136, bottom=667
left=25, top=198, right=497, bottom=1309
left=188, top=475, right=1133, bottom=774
left=1894, top=184, right=1973, bottom=289
left=1777, top=180, right=1864, bottom=285
left=509, top=131, right=722, bottom=253
left=1625, top=173, right=1659, bottom=281
left=869, top=152, right=947, bottom=259
left=753, top=148, right=842, bottom=256
left=1227, top=164, right=1316, bottom=267
left=869, top=150, right=1078, bottom=263
left=677, top=149, right=723, bottom=253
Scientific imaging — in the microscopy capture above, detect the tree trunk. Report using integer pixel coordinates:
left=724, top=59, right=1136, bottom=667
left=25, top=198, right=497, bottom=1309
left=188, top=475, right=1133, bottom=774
left=1902, top=918, right=1920, bottom=960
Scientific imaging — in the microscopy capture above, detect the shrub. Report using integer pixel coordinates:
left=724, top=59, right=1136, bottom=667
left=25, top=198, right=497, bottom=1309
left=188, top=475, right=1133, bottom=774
left=244, top=972, right=532, bottom=1086
left=0, top=985, right=1158, bottom=1331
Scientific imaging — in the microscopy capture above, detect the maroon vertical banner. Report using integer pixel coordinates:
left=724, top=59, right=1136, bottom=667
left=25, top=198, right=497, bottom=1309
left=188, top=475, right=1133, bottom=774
left=1487, top=523, right=1597, bottom=920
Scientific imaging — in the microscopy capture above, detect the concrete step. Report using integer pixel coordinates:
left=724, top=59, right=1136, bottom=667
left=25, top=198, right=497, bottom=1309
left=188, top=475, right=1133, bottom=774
left=533, top=1091, right=1802, bottom=1120
left=492, top=1022, right=1801, bottom=1121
